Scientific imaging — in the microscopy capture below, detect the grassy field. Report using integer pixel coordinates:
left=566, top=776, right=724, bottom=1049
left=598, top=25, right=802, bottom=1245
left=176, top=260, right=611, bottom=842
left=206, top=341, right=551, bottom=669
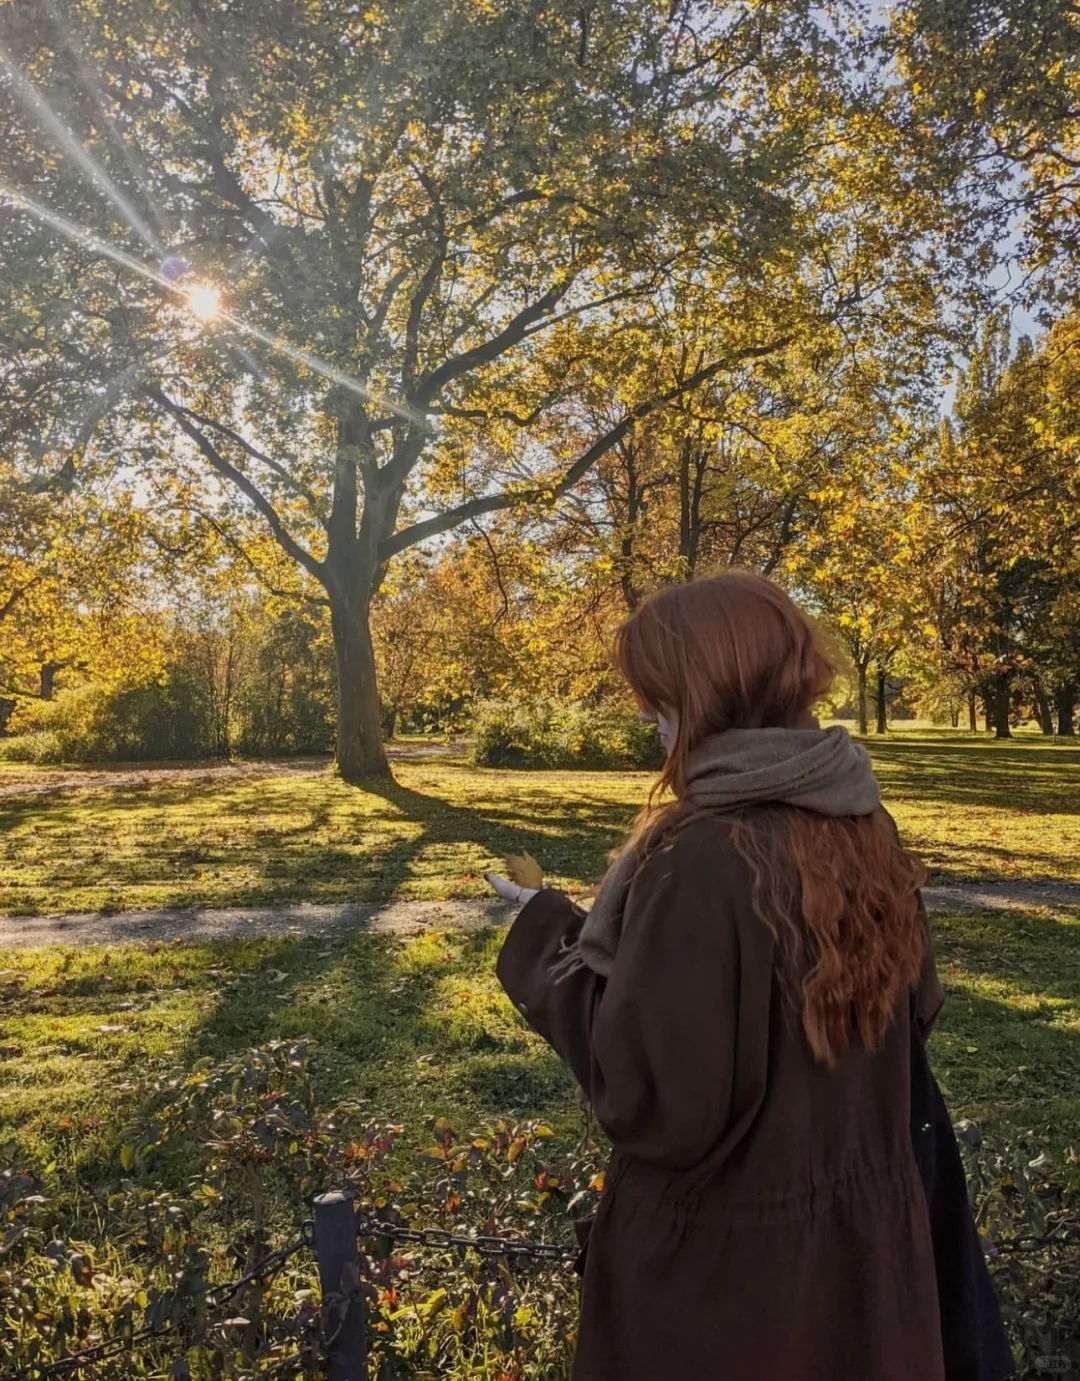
left=0, top=731, right=1077, bottom=919
left=1, top=732, right=1077, bottom=1375
left=2, top=898, right=1078, bottom=1187
left=1, top=730, right=1078, bottom=1178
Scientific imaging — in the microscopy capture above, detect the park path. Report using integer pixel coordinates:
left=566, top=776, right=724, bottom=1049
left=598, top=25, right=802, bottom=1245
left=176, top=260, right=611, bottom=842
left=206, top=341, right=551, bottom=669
left=0, top=742, right=465, bottom=799
left=0, top=880, right=1078, bottom=949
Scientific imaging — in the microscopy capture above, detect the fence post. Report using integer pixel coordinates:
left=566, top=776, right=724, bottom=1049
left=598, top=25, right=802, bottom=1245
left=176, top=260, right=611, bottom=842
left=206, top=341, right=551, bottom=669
left=313, top=1190, right=367, bottom=1380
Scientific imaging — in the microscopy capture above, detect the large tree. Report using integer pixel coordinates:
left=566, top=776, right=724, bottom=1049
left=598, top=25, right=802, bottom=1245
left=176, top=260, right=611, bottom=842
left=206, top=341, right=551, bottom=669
left=1, top=0, right=971, bottom=779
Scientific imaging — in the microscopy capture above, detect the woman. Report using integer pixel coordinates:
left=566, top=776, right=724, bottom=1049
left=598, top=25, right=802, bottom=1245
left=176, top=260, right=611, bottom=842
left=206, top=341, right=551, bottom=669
left=486, top=573, right=1011, bottom=1381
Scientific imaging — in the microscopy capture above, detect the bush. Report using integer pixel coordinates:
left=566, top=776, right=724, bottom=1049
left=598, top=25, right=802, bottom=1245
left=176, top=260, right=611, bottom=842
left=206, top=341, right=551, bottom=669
left=0, top=1040, right=599, bottom=1379
left=1, top=1040, right=1076, bottom=1378
left=471, top=699, right=664, bottom=770
left=5, top=670, right=213, bottom=763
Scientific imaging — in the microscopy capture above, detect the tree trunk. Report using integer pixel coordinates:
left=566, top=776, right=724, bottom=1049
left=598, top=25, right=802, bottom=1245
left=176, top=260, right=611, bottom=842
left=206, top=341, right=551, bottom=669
left=1058, top=686, right=1076, bottom=737
left=39, top=662, right=60, bottom=700
left=950, top=706, right=959, bottom=729
left=618, top=441, right=640, bottom=611
left=991, top=672, right=1012, bottom=739
left=1034, top=684, right=1054, bottom=736
left=331, top=596, right=391, bottom=782
left=875, top=664, right=888, bottom=734
left=967, top=689, right=977, bottom=733
left=856, top=662, right=869, bottom=736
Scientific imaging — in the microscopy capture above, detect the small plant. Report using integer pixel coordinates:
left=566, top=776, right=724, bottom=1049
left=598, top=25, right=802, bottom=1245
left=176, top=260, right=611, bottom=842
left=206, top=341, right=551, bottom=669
left=2, top=1042, right=1075, bottom=1378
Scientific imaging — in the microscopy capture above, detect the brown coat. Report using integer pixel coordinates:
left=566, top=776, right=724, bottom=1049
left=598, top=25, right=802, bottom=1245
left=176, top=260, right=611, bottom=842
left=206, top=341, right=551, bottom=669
left=497, top=813, right=947, bottom=1381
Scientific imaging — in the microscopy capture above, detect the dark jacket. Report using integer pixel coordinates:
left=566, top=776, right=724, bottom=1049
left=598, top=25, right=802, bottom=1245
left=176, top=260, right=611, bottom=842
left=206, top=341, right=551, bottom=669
left=497, top=812, right=1010, bottom=1381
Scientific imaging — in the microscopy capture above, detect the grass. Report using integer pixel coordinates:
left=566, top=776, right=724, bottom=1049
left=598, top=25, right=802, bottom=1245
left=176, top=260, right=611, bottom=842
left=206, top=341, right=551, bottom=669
left=1, top=902, right=1077, bottom=1189
left=1, top=729, right=1078, bottom=1189
left=1, top=731, right=1078, bottom=1377
left=0, top=730, right=1077, bottom=918
left=0, top=928, right=581, bottom=1185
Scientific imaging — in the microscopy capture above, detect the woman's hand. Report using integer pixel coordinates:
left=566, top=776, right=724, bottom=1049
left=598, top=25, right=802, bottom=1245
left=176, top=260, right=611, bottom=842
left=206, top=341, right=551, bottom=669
left=505, top=851, right=544, bottom=889
left=485, top=852, right=543, bottom=906
left=484, top=872, right=539, bottom=905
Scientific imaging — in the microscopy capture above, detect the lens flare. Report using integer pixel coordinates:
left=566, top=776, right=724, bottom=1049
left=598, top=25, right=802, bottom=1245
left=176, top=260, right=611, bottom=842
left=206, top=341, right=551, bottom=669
left=185, top=283, right=222, bottom=321
left=0, top=46, right=162, bottom=254
left=0, top=182, right=428, bottom=427
left=161, top=255, right=191, bottom=283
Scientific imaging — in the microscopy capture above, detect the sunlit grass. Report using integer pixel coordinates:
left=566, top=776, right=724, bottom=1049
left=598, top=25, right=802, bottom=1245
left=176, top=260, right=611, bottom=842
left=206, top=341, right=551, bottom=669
left=0, top=731, right=1077, bottom=918
left=2, top=904, right=1076, bottom=1190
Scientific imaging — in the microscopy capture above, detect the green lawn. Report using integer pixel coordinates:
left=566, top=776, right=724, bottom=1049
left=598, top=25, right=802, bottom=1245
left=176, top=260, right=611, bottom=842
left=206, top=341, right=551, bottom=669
left=1, top=734, right=1078, bottom=1375
left=0, top=731, right=1077, bottom=918
left=3, top=902, right=1078, bottom=1179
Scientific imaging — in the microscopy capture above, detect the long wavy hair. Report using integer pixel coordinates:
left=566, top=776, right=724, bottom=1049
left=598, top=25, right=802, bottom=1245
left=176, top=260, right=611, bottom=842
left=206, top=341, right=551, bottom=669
left=615, top=572, right=927, bottom=1066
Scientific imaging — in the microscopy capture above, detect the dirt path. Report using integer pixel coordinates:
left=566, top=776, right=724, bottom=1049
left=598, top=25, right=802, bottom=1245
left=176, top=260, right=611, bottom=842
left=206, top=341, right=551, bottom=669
left=0, top=742, right=466, bottom=800
left=0, top=881, right=1077, bottom=950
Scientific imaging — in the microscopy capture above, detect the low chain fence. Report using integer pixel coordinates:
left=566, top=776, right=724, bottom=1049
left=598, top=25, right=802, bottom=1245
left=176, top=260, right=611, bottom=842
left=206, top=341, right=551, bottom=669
left=3, top=1042, right=1077, bottom=1379
left=7, top=1191, right=1079, bottom=1380
left=6, top=1201, right=581, bottom=1381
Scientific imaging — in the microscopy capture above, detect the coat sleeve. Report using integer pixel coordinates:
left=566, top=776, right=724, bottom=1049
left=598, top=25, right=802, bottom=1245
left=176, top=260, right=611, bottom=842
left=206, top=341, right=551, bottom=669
left=496, top=889, right=604, bottom=1093
left=498, top=829, right=773, bottom=1174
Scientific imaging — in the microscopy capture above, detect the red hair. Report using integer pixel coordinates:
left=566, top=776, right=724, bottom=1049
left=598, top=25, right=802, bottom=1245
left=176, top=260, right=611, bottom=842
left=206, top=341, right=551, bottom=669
left=615, top=572, right=927, bottom=1066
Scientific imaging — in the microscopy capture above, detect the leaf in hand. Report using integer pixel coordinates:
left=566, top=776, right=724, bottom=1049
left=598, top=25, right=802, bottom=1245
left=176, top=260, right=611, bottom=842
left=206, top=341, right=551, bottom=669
left=504, top=852, right=543, bottom=889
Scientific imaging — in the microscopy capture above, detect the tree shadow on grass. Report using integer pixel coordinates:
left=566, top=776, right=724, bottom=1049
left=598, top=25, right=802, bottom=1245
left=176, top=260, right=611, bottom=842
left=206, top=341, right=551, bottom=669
left=74, top=925, right=579, bottom=1196
left=868, top=739, right=1080, bottom=813
left=928, top=907, right=1080, bottom=1128
left=0, top=768, right=641, bottom=914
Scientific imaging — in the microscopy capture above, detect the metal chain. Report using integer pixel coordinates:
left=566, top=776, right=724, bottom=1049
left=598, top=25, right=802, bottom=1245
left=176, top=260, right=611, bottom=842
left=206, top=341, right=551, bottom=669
left=354, top=1211, right=1080, bottom=1267
left=12, top=1210, right=1078, bottom=1378
left=13, top=1222, right=315, bottom=1380
left=986, top=1222, right=1080, bottom=1256
left=355, top=1213, right=578, bottom=1264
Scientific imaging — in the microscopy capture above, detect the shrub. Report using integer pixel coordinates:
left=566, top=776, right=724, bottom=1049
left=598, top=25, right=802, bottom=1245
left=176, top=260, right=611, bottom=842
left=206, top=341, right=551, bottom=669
left=0, top=1040, right=599, bottom=1379
left=5, top=670, right=213, bottom=763
left=471, top=699, right=663, bottom=770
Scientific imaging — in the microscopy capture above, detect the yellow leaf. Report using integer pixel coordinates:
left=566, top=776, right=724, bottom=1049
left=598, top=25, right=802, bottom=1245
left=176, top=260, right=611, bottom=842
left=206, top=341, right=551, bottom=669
left=504, top=852, right=543, bottom=888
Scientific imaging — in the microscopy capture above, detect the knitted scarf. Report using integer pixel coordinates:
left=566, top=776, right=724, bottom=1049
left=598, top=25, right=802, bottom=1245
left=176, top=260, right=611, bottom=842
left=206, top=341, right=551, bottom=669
left=571, top=724, right=881, bottom=978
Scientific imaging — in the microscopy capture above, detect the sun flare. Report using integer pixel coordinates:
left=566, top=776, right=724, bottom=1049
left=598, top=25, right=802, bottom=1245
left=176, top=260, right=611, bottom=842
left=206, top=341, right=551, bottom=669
left=185, top=282, right=222, bottom=322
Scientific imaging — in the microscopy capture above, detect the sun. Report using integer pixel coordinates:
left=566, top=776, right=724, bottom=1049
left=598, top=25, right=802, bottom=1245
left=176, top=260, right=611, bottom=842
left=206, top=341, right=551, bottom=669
left=185, top=282, right=222, bottom=322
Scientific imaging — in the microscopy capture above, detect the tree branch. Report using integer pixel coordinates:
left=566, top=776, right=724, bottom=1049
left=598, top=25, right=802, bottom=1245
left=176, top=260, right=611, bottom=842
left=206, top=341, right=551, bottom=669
left=163, top=402, right=323, bottom=511
left=192, top=511, right=330, bottom=606
left=145, top=385, right=326, bottom=585
left=0, top=576, right=39, bottom=624
left=381, top=333, right=795, bottom=559
left=411, top=280, right=573, bottom=406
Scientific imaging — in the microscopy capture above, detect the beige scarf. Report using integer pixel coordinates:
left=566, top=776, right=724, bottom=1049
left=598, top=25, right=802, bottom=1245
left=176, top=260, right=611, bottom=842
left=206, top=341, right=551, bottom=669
left=570, top=724, right=881, bottom=978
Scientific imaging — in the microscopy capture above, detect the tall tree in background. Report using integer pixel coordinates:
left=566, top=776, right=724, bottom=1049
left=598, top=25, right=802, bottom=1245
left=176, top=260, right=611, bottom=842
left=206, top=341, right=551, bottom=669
left=0, top=0, right=976, bottom=780
left=894, top=0, right=1080, bottom=303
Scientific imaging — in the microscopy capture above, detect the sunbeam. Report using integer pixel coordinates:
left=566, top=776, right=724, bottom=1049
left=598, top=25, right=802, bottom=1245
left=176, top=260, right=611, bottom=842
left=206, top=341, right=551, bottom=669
left=0, top=178, right=171, bottom=284
left=0, top=46, right=163, bottom=254
left=40, top=0, right=175, bottom=246
left=0, top=181, right=429, bottom=429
